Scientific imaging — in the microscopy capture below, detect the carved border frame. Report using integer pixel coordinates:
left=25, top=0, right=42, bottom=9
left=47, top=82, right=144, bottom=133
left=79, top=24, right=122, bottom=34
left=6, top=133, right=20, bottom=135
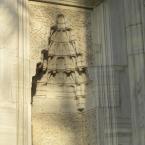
left=17, top=0, right=32, bottom=145
left=16, top=1, right=105, bottom=145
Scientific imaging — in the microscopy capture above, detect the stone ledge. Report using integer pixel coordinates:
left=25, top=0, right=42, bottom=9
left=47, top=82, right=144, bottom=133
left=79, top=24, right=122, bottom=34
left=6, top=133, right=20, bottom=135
left=29, top=0, right=104, bottom=9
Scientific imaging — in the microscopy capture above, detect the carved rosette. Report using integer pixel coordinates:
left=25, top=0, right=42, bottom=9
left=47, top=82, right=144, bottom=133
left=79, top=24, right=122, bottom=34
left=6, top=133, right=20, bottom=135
left=32, top=14, right=88, bottom=111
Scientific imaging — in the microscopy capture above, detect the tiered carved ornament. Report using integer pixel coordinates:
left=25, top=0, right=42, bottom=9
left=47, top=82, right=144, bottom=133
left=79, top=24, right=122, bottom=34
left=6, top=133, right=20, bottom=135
left=32, top=14, right=88, bottom=111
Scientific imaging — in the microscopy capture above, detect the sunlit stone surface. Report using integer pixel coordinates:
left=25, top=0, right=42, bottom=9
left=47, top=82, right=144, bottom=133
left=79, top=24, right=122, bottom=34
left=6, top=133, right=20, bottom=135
left=0, top=0, right=145, bottom=145
left=29, top=2, right=97, bottom=145
left=0, top=0, right=18, bottom=145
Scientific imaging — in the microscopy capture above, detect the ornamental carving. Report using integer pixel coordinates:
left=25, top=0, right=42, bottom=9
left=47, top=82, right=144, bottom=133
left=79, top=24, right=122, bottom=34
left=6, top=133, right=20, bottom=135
left=32, top=14, right=89, bottom=111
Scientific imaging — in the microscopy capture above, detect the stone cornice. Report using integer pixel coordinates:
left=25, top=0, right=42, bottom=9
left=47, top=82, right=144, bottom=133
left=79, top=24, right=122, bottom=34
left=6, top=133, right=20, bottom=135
left=29, top=0, right=104, bottom=9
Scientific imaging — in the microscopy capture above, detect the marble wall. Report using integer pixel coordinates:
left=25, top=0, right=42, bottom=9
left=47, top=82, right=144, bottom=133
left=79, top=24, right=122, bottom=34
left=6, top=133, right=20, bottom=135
left=0, top=0, right=31, bottom=145
left=0, top=0, right=18, bottom=145
left=91, top=1, right=132, bottom=145
left=123, top=0, right=145, bottom=144
left=92, top=0, right=145, bottom=145
left=0, top=0, right=145, bottom=145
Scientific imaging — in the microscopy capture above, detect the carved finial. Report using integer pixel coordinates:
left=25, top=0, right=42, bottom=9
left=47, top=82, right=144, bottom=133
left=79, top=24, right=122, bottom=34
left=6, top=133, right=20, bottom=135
left=56, top=14, right=66, bottom=29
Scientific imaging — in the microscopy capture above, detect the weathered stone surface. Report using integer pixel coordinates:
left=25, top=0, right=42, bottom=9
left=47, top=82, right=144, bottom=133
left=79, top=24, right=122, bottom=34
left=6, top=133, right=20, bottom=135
left=1, top=0, right=145, bottom=145
left=0, top=0, right=18, bottom=145
left=29, top=1, right=98, bottom=145
left=32, top=110, right=97, bottom=145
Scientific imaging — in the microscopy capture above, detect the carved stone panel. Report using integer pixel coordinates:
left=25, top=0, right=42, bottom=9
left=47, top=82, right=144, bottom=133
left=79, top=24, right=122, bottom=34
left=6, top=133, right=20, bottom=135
left=29, top=2, right=96, bottom=145
left=29, top=1, right=92, bottom=66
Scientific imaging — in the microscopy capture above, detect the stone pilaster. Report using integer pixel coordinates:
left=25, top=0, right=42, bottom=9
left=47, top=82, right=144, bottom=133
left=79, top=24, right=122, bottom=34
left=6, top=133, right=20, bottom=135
left=123, top=0, right=145, bottom=145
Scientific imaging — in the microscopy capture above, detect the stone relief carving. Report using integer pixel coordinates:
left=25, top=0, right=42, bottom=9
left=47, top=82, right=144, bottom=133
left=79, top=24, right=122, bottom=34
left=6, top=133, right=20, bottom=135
left=29, top=2, right=92, bottom=62
left=32, top=14, right=89, bottom=111
left=30, top=3, right=97, bottom=145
